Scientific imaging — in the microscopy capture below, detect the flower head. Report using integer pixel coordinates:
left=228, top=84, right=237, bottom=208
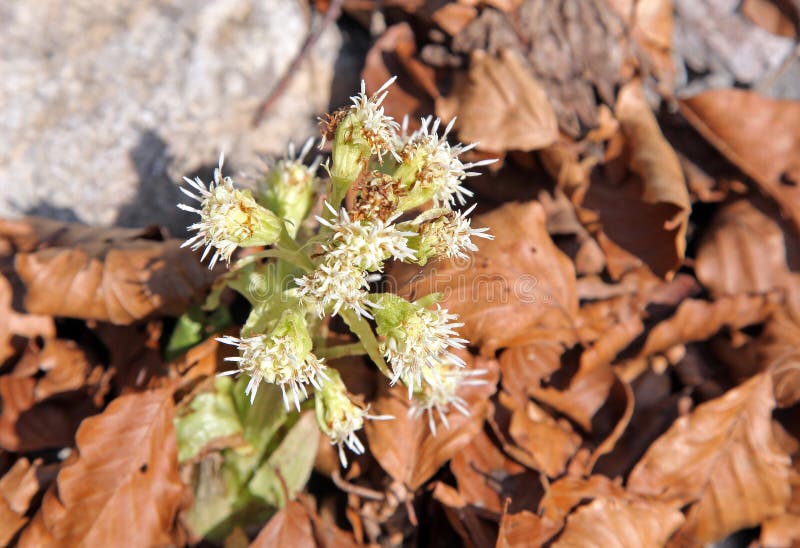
left=396, top=117, right=496, bottom=208
left=315, top=369, right=392, bottom=466
left=408, top=360, right=487, bottom=435
left=343, top=77, right=400, bottom=161
left=179, top=153, right=282, bottom=269
left=217, top=310, right=327, bottom=410
left=410, top=204, right=493, bottom=263
left=373, top=294, right=467, bottom=394
left=318, top=203, right=416, bottom=271
left=295, top=257, right=373, bottom=319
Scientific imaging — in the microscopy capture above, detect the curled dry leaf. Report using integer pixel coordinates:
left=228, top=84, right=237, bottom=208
left=507, top=400, right=582, bottom=478
left=696, top=199, right=795, bottom=296
left=19, top=389, right=184, bottom=547
left=0, top=458, right=41, bottom=546
left=637, top=294, right=776, bottom=359
left=680, top=89, right=800, bottom=234
left=364, top=356, right=498, bottom=490
left=437, top=48, right=558, bottom=152
left=0, top=271, right=54, bottom=365
left=450, top=430, right=540, bottom=515
left=394, top=201, right=579, bottom=355
left=0, top=339, right=105, bottom=452
left=628, top=372, right=791, bottom=544
left=2, top=217, right=215, bottom=325
left=580, top=79, right=690, bottom=279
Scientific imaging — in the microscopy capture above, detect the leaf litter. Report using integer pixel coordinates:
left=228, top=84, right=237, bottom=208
left=2, top=0, right=800, bottom=546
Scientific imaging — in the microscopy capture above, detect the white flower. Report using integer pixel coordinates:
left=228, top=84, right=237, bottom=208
left=346, top=77, right=400, bottom=161
left=318, top=202, right=416, bottom=271
left=401, top=117, right=496, bottom=206
left=178, top=153, right=282, bottom=269
left=420, top=204, right=493, bottom=260
left=408, top=361, right=487, bottom=435
left=295, top=257, right=374, bottom=319
left=315, top=370, right=393, bottom=466
left=380, top=304, right=468, bottom=394
left=217, top=333, right=328, bottom=411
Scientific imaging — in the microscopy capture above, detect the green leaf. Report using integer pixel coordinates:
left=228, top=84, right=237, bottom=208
left=175, top=377, right=243, bottom=463
left=165, top=305, right=231, bottom=361
left=249, top=411, right=319, bottom=508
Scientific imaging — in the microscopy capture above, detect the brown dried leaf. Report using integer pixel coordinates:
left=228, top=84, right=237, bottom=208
left=0, top=458, right=41, bottom=546
left=437, top=49, right=558, bottom=152
left=680, top=90, right=800, bottom=234
left=696, top=199, right=796, bottom=296
left=581, top=80, right=690, bottom=279
left=637, top=294, right=776, bottom=358
left=365, top=356, right=498, bottom=490
left=499, top=341, right=563, bottom=405
left=19, top=389, right=185, bottom=546
left=496, top=507, right=559, bottom=548
left=362, top=23, right=437, bottom=128
left=394, top=201, right=578, bottom=355
left=2, top=217, right=214, bottom=324
left=450, top=430, right=539, bottom=515
left=250, top=501, right=315, bottom=548
left=508, top=401, right=581, bottom=478
left=551, top=494, right=684, bottom=548
left=628, top=373, right=791, bottom=544
left=0, top=271, right=54, bottom=365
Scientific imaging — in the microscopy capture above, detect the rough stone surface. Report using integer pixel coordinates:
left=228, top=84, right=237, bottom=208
left=0, top=0, right=342, bottom=235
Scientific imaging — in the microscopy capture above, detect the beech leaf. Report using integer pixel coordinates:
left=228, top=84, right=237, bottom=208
left=628, top=372, right=791, bottom=544
left=19, top=389, right=184, bottom=546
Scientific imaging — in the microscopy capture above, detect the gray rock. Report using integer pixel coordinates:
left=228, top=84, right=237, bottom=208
left=0, top=0, right=342, bottom=235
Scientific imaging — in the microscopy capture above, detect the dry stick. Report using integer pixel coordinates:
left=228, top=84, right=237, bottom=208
left=251, top=0, right=344, bottom=128
left=331, top=469, right=385, bottom=501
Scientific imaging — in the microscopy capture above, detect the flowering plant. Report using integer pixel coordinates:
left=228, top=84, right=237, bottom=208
left=178, top=78, right=494, bottom=466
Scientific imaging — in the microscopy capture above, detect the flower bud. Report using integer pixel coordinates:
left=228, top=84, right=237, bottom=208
left=404, top=204, right=493, bottom=265
left=258, top=139, right=319, bottom=237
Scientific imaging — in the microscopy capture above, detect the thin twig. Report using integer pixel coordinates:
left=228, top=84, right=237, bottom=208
left=331, top=469, right=386, bottom=501
left=251, top=0, right=344, bottom=127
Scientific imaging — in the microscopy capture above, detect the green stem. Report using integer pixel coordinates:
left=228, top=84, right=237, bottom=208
left=315, top=342, right=367, bottom=360
left=340, top=309, right=392, bottom=379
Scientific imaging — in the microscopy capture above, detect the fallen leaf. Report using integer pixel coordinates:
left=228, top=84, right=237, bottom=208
left=0, top=458, right=41, bottom=546
left=551, top=493, right=684, bottom=548
left=628, top=373, right=791, bottom=544
left=499, top=340, right=563, bottom=405
left=362, top=23, right=437, bottom=127
left=496, top=506, right=559, bottom=548
left=450, top=430, right=539, bottom=515
left=437, top=49, right=558, bottom=152
left=637, top=294, right=776, bottom=358
left=2, top=217, right=215, bottom=324
left=742, top=0, right=797, bottom=37
left=680, top=89, right=800, bottom=234
left=507, top=401, right=581, bottom=478
left=580, top=80, right=690, bottom=279
left=19, top=389, right=185, bottom=546
left=392, top=201, right=579, bottom=355
left=0, top=271, right=54, bottom=365
left=696, top=199, right=796, bottom=296
left=365, top=356, right=498, bottom=489
left=250, top=501, right=315, bottom=548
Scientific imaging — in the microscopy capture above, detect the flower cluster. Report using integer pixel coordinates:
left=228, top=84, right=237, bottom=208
left=178, top=78, right=494, bottom=465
